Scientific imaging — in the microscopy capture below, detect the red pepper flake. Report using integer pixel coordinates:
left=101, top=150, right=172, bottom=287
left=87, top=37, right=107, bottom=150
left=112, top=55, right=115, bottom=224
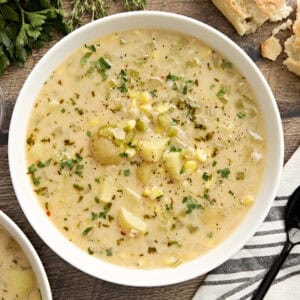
left=46, top=210, right=51, bottom=217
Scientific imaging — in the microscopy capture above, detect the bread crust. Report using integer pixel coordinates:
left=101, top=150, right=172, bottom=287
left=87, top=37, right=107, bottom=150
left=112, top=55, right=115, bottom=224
left=261, top=36, right=282, bottom=61
left=212, top=0, right=288, bottom=35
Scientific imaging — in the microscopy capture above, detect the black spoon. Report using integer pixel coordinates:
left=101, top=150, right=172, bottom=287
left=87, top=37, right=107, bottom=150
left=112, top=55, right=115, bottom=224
left=252, top=186, right=300, bottom=300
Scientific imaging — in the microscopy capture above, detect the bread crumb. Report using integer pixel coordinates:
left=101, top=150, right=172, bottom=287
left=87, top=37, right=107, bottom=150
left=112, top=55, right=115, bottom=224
left=272, top=19, right=293, bottom=35
left=284, top=0, right=300, bottom=76
left=270, top=4, right=293, bottom=22
left=261, top=36, right=282, bottom=61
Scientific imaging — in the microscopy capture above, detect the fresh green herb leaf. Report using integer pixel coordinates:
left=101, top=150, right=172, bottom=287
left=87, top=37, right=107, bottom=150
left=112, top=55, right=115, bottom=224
left=82, top=226, right=93, bottom=236
left=86, top=130, right=91, bottom=137
left=206, top=232, right=213, bottom=238
left=94, top=196, right=100, bottom=203
left=119, top=69, right=128, bottom=93
left=149, top=89, right=158, bottom=97
left=169, top=145, right=182, bottom=152
left=237, top=112, right=246, bottom=118
left=166, top=73, right=180, bottom=81
left=212, top=160, right=217, bottom=167
left=202, top=172, right=211, bottom=181
left=182, top=196, right=202, bottom=214
left=85, top=44, right=96, bottom=52
left=119, top=152, right=128, bottom=158
left=217, top=168, right=230, bottom=178
left=123, top=169, right=130, bottom=176
left=87, top=247, right=94, bottom=255
left=167, top=240, right=182, bottom=247
left=106, top=248, right=113, bottom=256
left=81, top=52, right=93, bottom=65
left=216, top=86, right=228, bottom=98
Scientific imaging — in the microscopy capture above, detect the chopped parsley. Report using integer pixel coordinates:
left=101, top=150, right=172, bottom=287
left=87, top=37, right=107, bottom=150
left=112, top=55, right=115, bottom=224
left=106, top=248, right=113, bottom=256
left=169, top=145, right=182, bottom=152
left=85, top=44, right=96, bottom=52
left=167, top=240, right=182, bottom=247
left=202, top=172, right=211, bottom=181
left=123, top=169, right=130, bottom=176
left=86, top=130, right=92, bottom=137
left=91, top=203, right=112, bottom=220
left=166, top=73, right=180, bottom=81
left=182, top=196, right=202, bottom=214
left=119, top=152, right=128, bottom=158
left=82, top=227, right=93, bottom=236
left=87, top=247, right=94, bottom=255
left=150, top=89, right=158, bottom=97
left=91, top=57, right=111, bottom=80
left=119, top=69, right=128, bottom=93
left=80, top=52, right=93, bottom=65
left=207, top=232, right=213, bottom=238
left=217, top=168, right=230, bottom=178
left=237, top=112, right=246, bottom=118
left=216, top=86, right=228, bottom=98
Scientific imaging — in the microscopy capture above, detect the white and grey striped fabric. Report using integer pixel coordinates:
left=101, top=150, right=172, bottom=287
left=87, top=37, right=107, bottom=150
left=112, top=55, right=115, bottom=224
left=194, top=147, right=300, bottom=300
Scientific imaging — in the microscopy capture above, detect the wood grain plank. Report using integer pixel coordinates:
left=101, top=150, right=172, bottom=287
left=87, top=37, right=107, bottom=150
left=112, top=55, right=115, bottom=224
left=0, top=0, right=299, bottom=298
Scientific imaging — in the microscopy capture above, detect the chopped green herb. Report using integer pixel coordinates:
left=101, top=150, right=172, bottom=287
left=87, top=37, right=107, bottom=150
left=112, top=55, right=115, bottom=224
left=212, top=160, right=217, bottom=167
left=169, top=145, right=182, bottom=152
left=216, top=86, right=228, bottom=98
left=86, top=130, right=92, bottom=137
left=119, top=152, right=128, bottom=158
left=150, top=89, right=158, bottom=97
left=119, top=69, right=128, bottom=93
left=94, top=196, right=100, bottom=204
left=237, top=112, right=246, bottom=118
left=82, top=227, right=93, bottom=236
left=73, top=184, right=84, bottom=191
left=207, top=232, right=213, bottom=238
left=182, top=196, right=202, bottom=214
left=95, top=178, right=100, bottom=183
left=106, top=248, right=113, bottom=256
left=148, top=247, right=157, bottom=254
left=81, top=52, right=93, bottom=65
left=187, top=224, right=198, bottom=233
left=183, top=85, right=188, bottom=95
left=27, top=164, right=37, bottom=175
left=88, top=247, right=94, bottom=255
left=75, top=164, right=84, bottom=177
left=202, top=172, right=211, bottom=181
left=217, top=168, right=230, bottom=178
left=123, top=169, right=130, bottom=177
left=228, top=190, right=234, bottom=196
left=85, top=44, right=96, bottom=52
left=221, top=61, right=232, bottom=69
left=167, top=240, right=182, bottom=247
left=91, top=57, right=111, bottom=80
left=180, top=166, right=185, bottom=174
left=166, top=73, right=180, bottom=81
left=34, top=187, right=48, bottom=196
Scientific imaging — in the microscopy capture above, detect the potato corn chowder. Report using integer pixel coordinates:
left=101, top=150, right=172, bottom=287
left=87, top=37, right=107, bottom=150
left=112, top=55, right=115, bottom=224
left=0, top=226, right=41, bottom=300
left=26, top=29, right=266, bottom=269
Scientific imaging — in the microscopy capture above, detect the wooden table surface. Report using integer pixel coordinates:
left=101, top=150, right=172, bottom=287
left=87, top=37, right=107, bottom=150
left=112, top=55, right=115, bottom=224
left=0, top=1, right=299, bottom=299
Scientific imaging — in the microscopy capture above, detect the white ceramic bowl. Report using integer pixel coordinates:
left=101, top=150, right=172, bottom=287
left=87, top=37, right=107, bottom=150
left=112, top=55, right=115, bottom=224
left=8, top=11, right=284, bottom=286
left=0, top=210, right=52, bottom=298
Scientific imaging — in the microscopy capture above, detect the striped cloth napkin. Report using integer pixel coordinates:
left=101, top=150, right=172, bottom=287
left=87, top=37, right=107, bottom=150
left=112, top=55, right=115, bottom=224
left=194, top=147, right=300, bottom=300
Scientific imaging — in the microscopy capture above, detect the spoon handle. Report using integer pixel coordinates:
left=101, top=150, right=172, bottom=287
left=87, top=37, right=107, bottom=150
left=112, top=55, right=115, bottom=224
left=251, top=240, right=294, bottom=300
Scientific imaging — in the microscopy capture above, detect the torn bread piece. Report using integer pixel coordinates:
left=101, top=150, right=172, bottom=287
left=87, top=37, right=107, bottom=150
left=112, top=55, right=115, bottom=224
left=261, top=36, right=282, bottom=60
left=261, top=19, right=293, bottom=61
left=284, top=0, right=300, bottom=76
left=212, top=0, right=292, bottom=36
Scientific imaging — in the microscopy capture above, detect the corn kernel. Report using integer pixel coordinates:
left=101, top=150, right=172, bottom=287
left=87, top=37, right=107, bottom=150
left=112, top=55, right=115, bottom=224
left=196, top=149, right=208, bottom=162
left=140, top=104, right=152, bottom=113
left=156, top=103, right=170, bottom=114
left=243, top=195, right=254, bottom=206
left=167, top=126, right=178, bottom=137
left=152, top=50, right=158, bottom=59
left=149, top=188, right=164, bottom=200
left=126, top=119, right=136, bottom=131
left=184, top=160, right=198, bottom=172
left=125, top=148, right=136, bottom=158
left=138, top=92, right=151, bottom=104
left=129, top=91, right=138, bottom=99
left=182, top=148, right=194, bottom=159
left=89, top=118, right=100, bottom=127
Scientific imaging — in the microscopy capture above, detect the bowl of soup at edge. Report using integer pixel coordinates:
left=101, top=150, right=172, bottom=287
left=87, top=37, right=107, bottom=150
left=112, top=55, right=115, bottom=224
left=0, top=211, right=52, bottom=299
left=8, top=11, right=284, bottom=286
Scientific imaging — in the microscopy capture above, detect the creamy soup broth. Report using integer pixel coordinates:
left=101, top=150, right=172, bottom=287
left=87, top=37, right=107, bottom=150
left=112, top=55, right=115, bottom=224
left=0, top=226, right=41, bottom=299
left=26, top=29, right=266, bottom=268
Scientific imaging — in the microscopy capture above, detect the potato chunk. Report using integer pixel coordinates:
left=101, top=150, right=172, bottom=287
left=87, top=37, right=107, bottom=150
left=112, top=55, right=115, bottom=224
left=138, top=137, right=169, bottom=162
left=118, top=208, right=146, bottom=234
left=163, top=151, right=183, bottom=180
left=136, top=163, right=154, bottom=185
left=97, top=176, right=115, bottom=202
left=7, top=269, right=35, bottom=296
left=90, top=136, right=122, bottom=165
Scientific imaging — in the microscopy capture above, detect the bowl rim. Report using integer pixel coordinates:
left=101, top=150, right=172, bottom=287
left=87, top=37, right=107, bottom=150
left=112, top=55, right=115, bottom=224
left=8, top=11, right=284, bottom=287
left=0, top=210, right=52, bottom=299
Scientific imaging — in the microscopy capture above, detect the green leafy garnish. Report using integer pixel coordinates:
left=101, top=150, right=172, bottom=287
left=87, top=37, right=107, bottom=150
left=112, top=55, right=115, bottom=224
left=82, top=226, right=93, bottom=236
left=202, top=172, right=211, bottom=181
left=91, top=203, right=112, bottom=220
left=217, top=168, right=230, bottom=178
left=182, top=196, right=202, bottom=214
left=166, top=73, right=180, bottom=81
left=169, top=145, right=182, bottom=152
left=149, top=89, right=158, bottom=97
left=148, top=247, right=157, bottom=254
left=106, top=248, right=113, bottom=256
left=216, top=86, right=228, bottom=98
left=123, top=169, right=130, bottom=176
left=237, top=112, right=246, bottom=118
left=119, top=69, right=128, bottom=93
left=167, top=240, right=182, bottom=247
